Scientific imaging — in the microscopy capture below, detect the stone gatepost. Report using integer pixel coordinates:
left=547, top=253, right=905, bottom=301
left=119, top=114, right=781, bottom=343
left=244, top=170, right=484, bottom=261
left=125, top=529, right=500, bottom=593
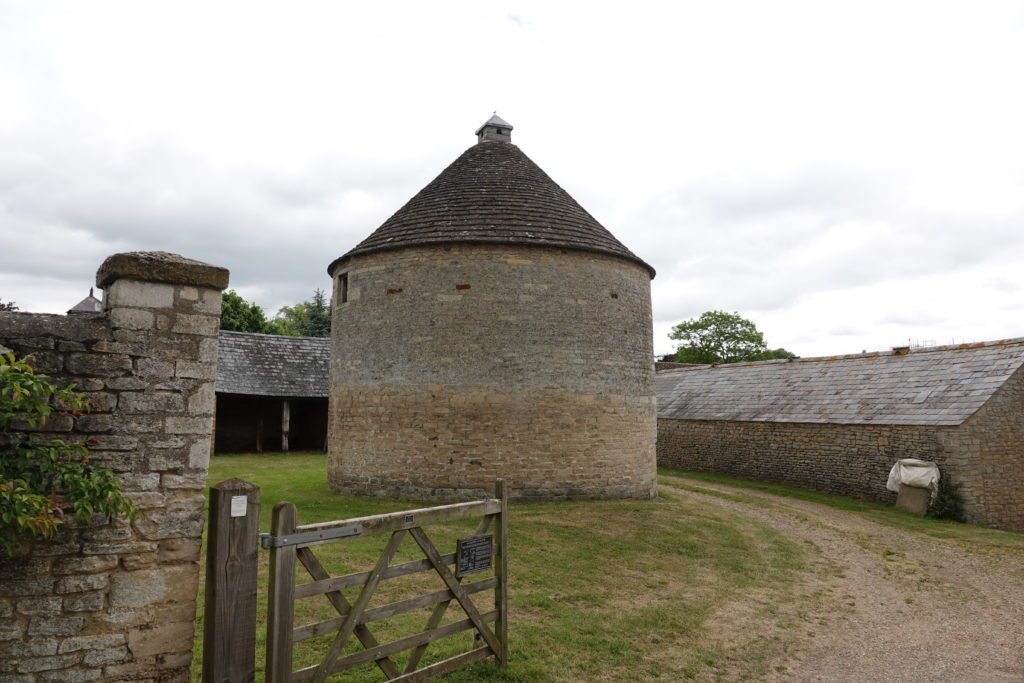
left=0, top=252, right=228, bottom=681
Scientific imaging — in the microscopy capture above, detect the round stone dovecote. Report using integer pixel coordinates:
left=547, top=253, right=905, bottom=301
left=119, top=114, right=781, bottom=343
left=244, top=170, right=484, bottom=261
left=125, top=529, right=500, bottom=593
left=327, top=116, right=656, bottom=500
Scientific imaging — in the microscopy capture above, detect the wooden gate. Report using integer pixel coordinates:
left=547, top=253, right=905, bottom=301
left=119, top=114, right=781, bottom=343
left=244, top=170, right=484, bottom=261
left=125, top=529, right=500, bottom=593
left=262, top=480, right=509, bottom=682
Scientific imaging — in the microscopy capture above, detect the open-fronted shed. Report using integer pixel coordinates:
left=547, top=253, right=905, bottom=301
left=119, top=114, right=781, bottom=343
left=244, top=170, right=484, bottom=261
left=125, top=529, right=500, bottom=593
left=215, top=331, right=330, bottom=453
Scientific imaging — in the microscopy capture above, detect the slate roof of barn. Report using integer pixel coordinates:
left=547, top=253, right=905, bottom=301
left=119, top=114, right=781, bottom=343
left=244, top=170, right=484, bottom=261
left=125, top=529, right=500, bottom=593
left=216, top=331, right=329, bottom=398
left=655, top=337, right=1024, bottom=426
left=329, top=120, right=654, bottom=277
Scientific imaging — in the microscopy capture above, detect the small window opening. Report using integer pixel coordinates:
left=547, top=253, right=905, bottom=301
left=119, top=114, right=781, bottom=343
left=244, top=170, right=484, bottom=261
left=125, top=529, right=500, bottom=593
left=339, top=273, right=349, bottom=303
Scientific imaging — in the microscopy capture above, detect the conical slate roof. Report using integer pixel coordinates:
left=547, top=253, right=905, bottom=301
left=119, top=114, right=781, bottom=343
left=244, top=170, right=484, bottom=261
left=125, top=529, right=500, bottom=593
left=329, top=119, right=654, bottom=277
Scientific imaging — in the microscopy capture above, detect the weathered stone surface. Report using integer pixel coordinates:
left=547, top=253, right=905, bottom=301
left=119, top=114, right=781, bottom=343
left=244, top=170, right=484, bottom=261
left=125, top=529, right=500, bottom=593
left=158, top=538, right=201, bottom=563
left=82, top=645, right=128, bottom=666
left=0, top=638, right=58, bottom=658
left=38, top=668, right=101, bottom=683
left=108, top=307, right=155, bottom=330
left=108, top=566, right=196, bottom=609
left=65, top=353, right=132, bottom=376
left=52, top=555, right=118, bottom=575
left=118, top=391, right=185, bottom=414
left=16, top=653, right=81, bottom=673
left=328, top=243, right=656, bottom=500
left=63, top=591, right=105, bottom=612
left=27, top=615, right=85, bottom=636
left=75, top=413, right=115, bottom=432
left=96, top=251, right=229, bottom=290
left=127, top=621, right=196, bottom=658
left=161, top=473, right=206, bottom=489
left=58, top=633, right=126, bottom=653
left=175, top=359, right=216, bottom=380
left=104, top=280, right=176, bottom=309
left=171, top=313, right=220, bottom=336
left=0, top=620, right=25, bottom=641
left=15, top=597, right=62, bottom=615
left=103, top=376, right=149, bottom=391
left=165, top=416, right=211, bottom=434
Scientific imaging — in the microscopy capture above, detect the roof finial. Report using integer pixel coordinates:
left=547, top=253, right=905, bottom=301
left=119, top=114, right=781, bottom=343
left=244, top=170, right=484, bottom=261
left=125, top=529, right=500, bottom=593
left=475, top=113, right=513, bottom=144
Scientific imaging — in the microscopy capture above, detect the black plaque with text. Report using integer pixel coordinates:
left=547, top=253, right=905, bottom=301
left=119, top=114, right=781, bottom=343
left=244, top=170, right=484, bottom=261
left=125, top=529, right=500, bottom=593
left=456, top=534, right=493, bottom=577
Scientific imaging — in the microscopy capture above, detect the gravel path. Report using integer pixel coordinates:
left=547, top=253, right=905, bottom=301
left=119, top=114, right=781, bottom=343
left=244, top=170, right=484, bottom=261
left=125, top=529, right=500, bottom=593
left=660, top=477, right=1024, bottom=682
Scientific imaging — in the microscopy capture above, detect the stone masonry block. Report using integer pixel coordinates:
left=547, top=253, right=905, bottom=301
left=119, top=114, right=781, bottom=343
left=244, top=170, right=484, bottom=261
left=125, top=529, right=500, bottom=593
left=105, top=280, right=175, bottom=310
left=62, top=591, right=105, bottom=612
left=175, top=360, right=216, bottom=380
left=55, top=573, right=109, bottom=594
left=165, top=416, right=212, bottom=434
left=65, top=353, right=133, bottom=377
left=16, top=653, right=82, bottom=673
left=118, top=391, right=185, bottom=414
left=58, top=634, right=126, bottom=654
left=27, top=615, right=85, bottom=636
left=108, top=307, right=155, bottom=330
left=108, top=565, right=196, bottom=609
left=189, top=440, right=211, bottom=469
left=126, top=621, right=196, bottom=658
left=82, top=645, right=128, bottom=666
left=38, top=668, right=102, bottom=683
left=171, top=313, right=219, bottom=336
left=186, top=382, right=215, bottom=415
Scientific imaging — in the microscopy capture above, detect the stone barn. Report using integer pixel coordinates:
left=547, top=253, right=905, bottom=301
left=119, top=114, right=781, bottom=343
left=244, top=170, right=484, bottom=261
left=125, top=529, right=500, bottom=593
left=656, top=338, right=1024, bottom=530
left=215, top=331, right=329, bottom=453
left=326, top=115, right=657, bottom=500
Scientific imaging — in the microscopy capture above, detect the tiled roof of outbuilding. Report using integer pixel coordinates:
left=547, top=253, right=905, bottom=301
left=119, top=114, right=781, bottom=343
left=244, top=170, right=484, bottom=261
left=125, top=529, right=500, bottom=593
left=216, top=331, right=329, bottom=398
left=655, top=337, right=1024, bottom=426
left=329, top=127, right=654, bottom=277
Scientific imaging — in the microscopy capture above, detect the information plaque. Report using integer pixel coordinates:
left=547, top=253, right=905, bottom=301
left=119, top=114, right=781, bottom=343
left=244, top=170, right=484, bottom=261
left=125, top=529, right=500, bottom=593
left=456, top=534, right=493, bottom=577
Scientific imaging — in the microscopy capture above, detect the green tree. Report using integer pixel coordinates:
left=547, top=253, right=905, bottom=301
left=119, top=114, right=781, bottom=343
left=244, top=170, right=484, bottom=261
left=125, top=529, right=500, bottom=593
left=269, top=289, right=331, bottom=337
left=220, top=290, right=270, bottom=333
left=1, top=354, right=139, bottom=556
left=0, top=300, right=17, bottom=312
left=669, top=310, right=795, bottom=364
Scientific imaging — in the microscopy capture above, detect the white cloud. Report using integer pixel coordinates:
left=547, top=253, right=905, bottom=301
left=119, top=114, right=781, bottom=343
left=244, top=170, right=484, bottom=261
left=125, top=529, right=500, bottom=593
left=1, top=1, right=1023, bottom=358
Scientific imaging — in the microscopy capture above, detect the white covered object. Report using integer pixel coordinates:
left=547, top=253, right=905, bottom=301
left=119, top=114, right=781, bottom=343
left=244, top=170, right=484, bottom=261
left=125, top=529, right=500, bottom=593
left=886, top=458, right=940, bottom=493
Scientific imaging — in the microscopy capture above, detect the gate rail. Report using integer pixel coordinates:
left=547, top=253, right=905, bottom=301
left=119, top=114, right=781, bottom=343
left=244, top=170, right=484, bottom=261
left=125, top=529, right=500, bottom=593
left=264, top=480, right=509, bottom=682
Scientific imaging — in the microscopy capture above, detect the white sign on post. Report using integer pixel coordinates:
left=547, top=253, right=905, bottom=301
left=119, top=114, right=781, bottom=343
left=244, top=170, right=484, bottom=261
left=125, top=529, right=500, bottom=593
left=230, top=495, right=248, bottom=518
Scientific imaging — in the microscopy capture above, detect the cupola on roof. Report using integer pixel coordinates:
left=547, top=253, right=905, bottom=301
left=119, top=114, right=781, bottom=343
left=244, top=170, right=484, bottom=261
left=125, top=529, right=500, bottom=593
left=329, top=115, right=654, bottom=277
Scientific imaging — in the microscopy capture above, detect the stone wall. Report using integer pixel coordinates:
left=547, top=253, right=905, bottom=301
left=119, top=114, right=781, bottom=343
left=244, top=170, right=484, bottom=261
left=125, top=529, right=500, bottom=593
left=328, top=243, right=657, bottom=500
left=657, top=419, right=950, bottom=502
left=657, top=369, right=1024, bottom=531
left=0, top=252, right=227, bottom=681
left=944, top=368, right=1024, bottom=530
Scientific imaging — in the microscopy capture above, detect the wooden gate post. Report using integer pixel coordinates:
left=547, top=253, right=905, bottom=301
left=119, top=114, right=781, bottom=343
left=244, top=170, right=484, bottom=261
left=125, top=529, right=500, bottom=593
left=495, top=478, right=509, bottom=666
left=203, top=478, right=261, bottom=683
left=266, top=502, right=298, bottom=683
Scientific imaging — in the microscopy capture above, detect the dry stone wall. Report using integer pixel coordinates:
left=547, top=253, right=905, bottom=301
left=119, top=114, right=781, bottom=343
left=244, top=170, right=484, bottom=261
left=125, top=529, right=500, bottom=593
left=0, top=252, right=227, bottom=681
left=328, top=243, right=657, bottom=500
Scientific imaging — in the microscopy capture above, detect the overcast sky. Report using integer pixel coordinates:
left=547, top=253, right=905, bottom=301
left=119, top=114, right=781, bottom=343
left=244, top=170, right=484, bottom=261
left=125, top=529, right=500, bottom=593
left=2, top=1, right=1022, bottom=358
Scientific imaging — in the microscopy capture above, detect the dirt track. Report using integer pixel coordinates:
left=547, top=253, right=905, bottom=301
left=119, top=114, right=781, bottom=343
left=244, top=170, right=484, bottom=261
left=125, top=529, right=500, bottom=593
left=661, top=477, right=1024, bottom=682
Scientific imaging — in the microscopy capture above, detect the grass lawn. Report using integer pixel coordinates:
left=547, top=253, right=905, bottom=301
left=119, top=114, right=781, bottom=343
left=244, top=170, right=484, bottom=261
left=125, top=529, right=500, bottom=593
left=193, top=454, right=823, bottom=681
left=194, top=455, right=1024, bottom=681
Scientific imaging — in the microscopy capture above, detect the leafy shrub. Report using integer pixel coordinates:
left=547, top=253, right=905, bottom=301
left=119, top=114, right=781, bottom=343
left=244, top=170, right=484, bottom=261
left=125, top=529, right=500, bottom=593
left=926, top=473, right=967, bottom=523
left=1, top=353, right=139, bottom=557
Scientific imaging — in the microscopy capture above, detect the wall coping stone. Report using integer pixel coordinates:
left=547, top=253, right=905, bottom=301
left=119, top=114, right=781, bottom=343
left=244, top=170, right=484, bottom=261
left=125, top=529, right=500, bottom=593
left=96, top=252, right=229, bottom=290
